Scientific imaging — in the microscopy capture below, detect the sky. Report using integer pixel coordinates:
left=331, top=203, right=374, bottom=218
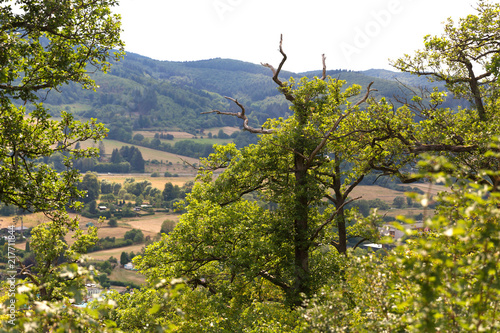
left=114, top=0, right=479, bottom=73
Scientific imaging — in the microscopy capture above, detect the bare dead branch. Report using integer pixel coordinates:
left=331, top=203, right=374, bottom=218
left=202, top=96, right=274, bottom=134
left=354, top=81, right=376, bottom=107
left=261, top=34, right=286, bottom=87
left=320, top=54, right=326, bottom=80
left=261, top=35, right=295, bottom=102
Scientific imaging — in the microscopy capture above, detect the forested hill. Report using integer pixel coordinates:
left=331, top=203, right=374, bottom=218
left=37, top=52, right=465, bottom=135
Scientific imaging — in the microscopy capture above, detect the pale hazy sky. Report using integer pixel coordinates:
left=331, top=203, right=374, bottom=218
left=114, top=0, right=479, bottom=73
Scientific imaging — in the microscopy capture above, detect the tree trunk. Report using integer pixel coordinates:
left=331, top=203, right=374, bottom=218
left=292, top=149, right=310, bottom=306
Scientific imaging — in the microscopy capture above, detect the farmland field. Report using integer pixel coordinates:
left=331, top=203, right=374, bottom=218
left=108, top=265, right=146, bottom=286
left=124, top=213, right=180, bottom=234
left=349, top=184, right=447, bottom=203
left=86, top=244, right=146, bottom=261
left=133, top=129, right=234, bottom=145
left=80, top=138, right=200, bottom=165
left=97, top=174, right=193, bottom=190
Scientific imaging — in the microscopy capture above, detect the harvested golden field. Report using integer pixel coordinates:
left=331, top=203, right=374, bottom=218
left=406, top=183, right=448, bottom=196
left=0, top=212, right=95, bottom=229
left=86, top=244, right=146, bottom=261
left=384, top=207, right=434, bottom=219
left=349, top=184, right=448, bottom=203
left=80, top=138, right=200, bottom=165
left=206, top=126, right=240, bottom=136
left=0, top=213, right=50, bottom=229
left=98, top=174, right=193, bottom=190
left=349, top=186, right=410, bottom=203
left=63, top=225, right=154, bottom=246
left=124, top=214, right=180, bottom=234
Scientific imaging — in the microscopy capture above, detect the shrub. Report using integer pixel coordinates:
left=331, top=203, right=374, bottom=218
left=108, top=217, right=118, bottom=228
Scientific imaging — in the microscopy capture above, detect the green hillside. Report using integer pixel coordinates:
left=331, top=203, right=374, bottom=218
left=38, top=53, right=463, bottom=128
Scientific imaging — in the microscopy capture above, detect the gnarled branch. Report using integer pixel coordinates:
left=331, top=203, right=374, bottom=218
left=261, top=34, right=295, bottom=102
left=202, top=96, right=273, bottom=134
left=320, top=54, right=327, bottom=80
left=354, top=81, right=376, bottom=107
left=353, top=237, right=369, bottom=250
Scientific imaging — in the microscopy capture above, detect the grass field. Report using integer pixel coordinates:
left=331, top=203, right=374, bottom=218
left=133, top=130, right=194, bottom=139
left=123, top=213, right=180, bottom=234
left=108, top=265, right=146, bottom=286
left=86, top=244, right=146, bottom=261
left=0, top=213, right=50, bottom=230
left=133, top=130, right=233, bottom=145
left=134, top=127, right=239, bottom=138
left=97, top=174, right=193, bottom=190
left=80, top=138, right=200, bottom=165
left=349, top=184, right=447, bottom=203
left=349, top=185, right=408, bottom=203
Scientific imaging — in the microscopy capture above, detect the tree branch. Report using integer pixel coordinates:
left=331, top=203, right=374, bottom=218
left=309, top=196, right=362, bottom=246
left=261, top=34, right=295, bottom=102
left=202, top=97, right=274, bottom=134
left=354, top=81, right=376, bottom=107
left=258, top=270, right=290, bottom=291
left=306, top=82, right=376, bottom=167
left=320, top=54, right=327, bottom=80
left=343, top=175, right=365, bottom=201
left=353, top=237, right=369, bottom=250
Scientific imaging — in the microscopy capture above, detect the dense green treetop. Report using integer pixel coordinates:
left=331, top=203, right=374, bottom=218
left=0, top=0, right=123, bottom=212
left=0, top=1, right=124, bottom=330
left=137, top=39, right=382, bottom=308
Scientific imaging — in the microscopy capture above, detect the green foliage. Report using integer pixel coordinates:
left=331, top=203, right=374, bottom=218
left=3, top=2, right=500, bottom=331
left=108, top=217, right=118, bottom=228
left=124, top=229, right=144, bottom=244
left=78, top=172, right=100, bottom=203
left=137, top=72, right=382, bottom=308
left=133, top=133, right=144, bottom=142
left=392, top=196, right=406, bottom=208
left=120, top=251, right=130, bottom=266
left=163, top=182, right=181, bottom=202
left=0, top=0, right=123, bottom=330
left=302, top=144, right=500, bottom=332
left=160, top=219, right=177, bottom=235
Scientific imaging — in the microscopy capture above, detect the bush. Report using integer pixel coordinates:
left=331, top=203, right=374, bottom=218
left=164, top=172, right=179, bottom=177
left=393, top=196, right=406, bottom=208
left=133, top=133, right=144, bottom=142
left=125, top=229, right=144, bottom=243
left=160, top=219, right=177, bottom=234
left=108, top=217, right=118, bottom=228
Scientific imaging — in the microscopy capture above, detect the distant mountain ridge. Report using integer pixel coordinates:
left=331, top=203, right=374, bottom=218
left=35, top=52, right=466, bottom=135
